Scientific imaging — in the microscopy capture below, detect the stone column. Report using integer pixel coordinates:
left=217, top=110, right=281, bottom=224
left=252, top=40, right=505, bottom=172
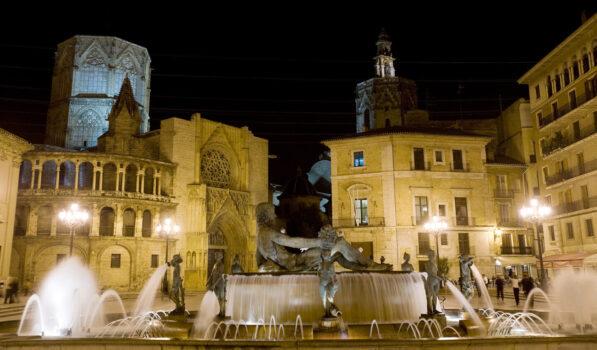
left=36, top=168, right=41, bottom=189
left=135, top=208, right=143, bottom=237
left=140, top=173, right=145, bottom=194
left=26, top=205, right=36, bottom=236
left=115, top=205, right=123, bottom=236
left=157, top=176, right=162, bottom=196
left=136, top=172, right=140, bottom=193
left=92, top=168, right=97, bottom=190
left=153, top=175, right=157, bottom=195
left=55, top=166, right=60, bottom=190
left=90, top=203, right=100, bottom=236
left=50, top=205, right=57, bottom=237
left=29, top=166, right=35, bottom=189
left=74, top=162, right=79, bottom=191
left=98, top=171, right=103, bottom=191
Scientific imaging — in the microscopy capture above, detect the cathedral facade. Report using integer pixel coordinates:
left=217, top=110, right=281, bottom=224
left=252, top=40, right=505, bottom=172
left=12, top=36, right=268, bottom=292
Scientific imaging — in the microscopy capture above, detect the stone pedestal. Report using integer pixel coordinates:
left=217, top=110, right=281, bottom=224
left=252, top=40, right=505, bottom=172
left=317, top=317, right=341, bottom=332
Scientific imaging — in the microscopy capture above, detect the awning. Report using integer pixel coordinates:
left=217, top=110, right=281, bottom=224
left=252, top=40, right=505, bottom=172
left=496, top=256, right=536, bottom=266
left=539, top=252, right=597, bottom=268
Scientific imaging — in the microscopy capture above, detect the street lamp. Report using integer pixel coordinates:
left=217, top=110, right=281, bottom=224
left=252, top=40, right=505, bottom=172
left=424, top=216, right=448, bottom=267
left=519, top=198, right=551, bottom=284
left=58, top=203, right=89, bottom=256
left=156, top=218, right=179, bottom=294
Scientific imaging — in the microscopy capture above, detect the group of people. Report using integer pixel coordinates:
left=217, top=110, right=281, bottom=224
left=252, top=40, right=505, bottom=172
left=492, top=272, right=538, bottom=306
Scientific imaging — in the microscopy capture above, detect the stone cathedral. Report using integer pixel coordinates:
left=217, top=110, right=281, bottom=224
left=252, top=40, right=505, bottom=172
left=11, top=36, right=268, bottom=292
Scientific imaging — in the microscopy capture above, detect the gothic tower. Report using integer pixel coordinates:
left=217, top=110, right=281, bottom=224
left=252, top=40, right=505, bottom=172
left=355, top=29, right=418, bottom=132
left=45, top=36, right=151, bottom=149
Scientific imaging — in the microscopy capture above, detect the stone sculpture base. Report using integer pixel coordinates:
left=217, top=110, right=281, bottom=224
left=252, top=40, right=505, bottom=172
left=317, top=317, right=341, bottom=332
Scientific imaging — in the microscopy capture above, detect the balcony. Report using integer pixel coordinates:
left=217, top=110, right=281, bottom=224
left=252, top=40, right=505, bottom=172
left=554, top=196, right=597, bottom=215
left=541, top=125, right=597, bottom=157
left=18, top=188, right=172, bottom=203
left=538, top=89, right=597, bottom=129
left=501, top=246, right=534, bottom=255
left=449, top=162, right=470, bottom=172
left=494, top=189, right=516, bottom=198
left=332, top=217, right=385, bottom=228
left=497, top=218, right=525, bottom=227
left=410, top=161, right=430, bottom=171
left=545, top=158, right=597, bottom=186
left=412, top=216, right=476, bottom=226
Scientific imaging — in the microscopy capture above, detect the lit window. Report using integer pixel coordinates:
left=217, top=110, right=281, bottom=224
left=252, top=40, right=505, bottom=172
left=354, top=198, right=368, bottom=225
left=414, top=196, right=429, bottom=224
left=353, top=151, right=364, bottom=167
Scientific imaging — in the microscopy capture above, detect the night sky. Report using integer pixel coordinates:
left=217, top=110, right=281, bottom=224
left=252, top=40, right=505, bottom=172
left=0, top=5, right=594, bottom=184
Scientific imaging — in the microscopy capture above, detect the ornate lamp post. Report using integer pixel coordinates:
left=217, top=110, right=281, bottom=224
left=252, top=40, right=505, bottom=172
left=58, top=203, right=89, bottom=256
left=156, top=218, right=179, bottom=293
left=424, top=216, right=448, bottom=266
left=519, top=198, right=551, bottom=284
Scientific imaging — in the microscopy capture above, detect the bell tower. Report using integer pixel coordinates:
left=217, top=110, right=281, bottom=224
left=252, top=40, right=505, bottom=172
left=355, top=29, right=418, bottom=133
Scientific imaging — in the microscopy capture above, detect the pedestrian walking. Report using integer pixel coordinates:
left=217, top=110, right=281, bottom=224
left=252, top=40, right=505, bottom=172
left=495, top=275, right=505, bottom=301
left=511, top=274, right=521, bottom=306
left=522, top=274, right=535, bottom=308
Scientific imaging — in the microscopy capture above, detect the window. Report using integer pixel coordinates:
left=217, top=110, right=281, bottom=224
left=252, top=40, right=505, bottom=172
left=434, top=150, right=444, bottom=164
left=586, top=219, right=595, bottom=237
left=413, top=148, right=425, bottom=170
left=452, top=149, right=464, bottom=170
left=499, top=203, right=510, bottom=224
left=496, top=175, right=507, bottom=192
left=573, top=121, right=581, bottom=140
left=567, top=222, right=574, bottom=239
left=414, top=196, right=429, bottom=224
left=547, top=76, right=553, bottom=97
left=142, top=210, right=152, bottom=237
left=502, top=233, right=512, bottom=248
left=537, top=112, right=543, bottom=126
left=554, top=70, right=561, bottom=92
left=570, top=90, right=577, bottom=109
left=353, top=151, right=364, bottom=167
left=582, top=49, right=590, bottom=73
left=363, top=110, right=370, bottom=131
left=577, top=153, right=585, bottom=174
left=455, top=197, right=468, bottom=225
left=438, top=204, right=446, bottom=217
left=581, top=185, right=589, bottom=209
left=56, top=254, right=66, bottom=264
left=542, top=166, right=549, bottom=184
left=552, top=101, right=559, bottom=119
left=573, top=58, right=580, bottom=80
left=549, top=226, right=555, bottom=241
left=111, top=254, right=121, bottom=268
left=535, top=85, right=540, bottom=99
left=99, top=207, right=115, bottom=236
left=151, top=254, right=159, bottom=268
left=563, top=64, right=570, bottom=85
left=418, top=232, right=430, bottom=255
left=440, top=233, right=448, bottom=246
left=458, top=233, right=470, bottom=255
left=123, top=208, right=135, bottom=237
left=354, top=198, right=368, bottom=225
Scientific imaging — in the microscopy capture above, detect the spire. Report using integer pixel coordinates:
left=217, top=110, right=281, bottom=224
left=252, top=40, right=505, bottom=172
left=374, top=28, right=395, bottom=78
left=111, top=74, right=141, bottom=118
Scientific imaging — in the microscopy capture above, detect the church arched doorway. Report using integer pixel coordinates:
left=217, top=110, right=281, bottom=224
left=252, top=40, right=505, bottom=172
left=206, top=213, right=247, bottom=277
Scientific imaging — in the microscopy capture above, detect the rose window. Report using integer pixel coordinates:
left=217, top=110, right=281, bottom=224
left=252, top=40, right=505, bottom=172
left=201, top=149, right=231, bottom=188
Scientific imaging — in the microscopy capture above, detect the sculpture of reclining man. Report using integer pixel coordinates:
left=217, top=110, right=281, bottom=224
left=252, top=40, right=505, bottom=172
left=256, top=203, right=391, bottom=272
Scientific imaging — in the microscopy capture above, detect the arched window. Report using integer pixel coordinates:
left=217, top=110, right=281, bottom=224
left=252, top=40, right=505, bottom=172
left=364, top=109, right=370, bottom=131
left=563, top=63, right=570, bottom=86
left=41, top=161, right=57, bottom=189
left=546, top=76, right=553, bottom=97
left=572, top=56, right=580, bottom=80
left=19, top=160, right=32, bottom=189
left=186, top=251, right=192, bottom=267
left=142, top=210, right=152, bottom=237
left=192, top=251, right=197, bottom=268
left=99, top=207, right=115, bottom=236
left=14, top=205, right=29, bottom=236
left=78, top=162, right=94, bottom=189
left=102, top=163, right=117, bottom=191
left=123, top=208, right=135, bottom=236
left=59, top=161, right=76, bottom=188
left=72, top=109, right=105, bottom=148
left=125, top=164, right=137, bottom=192
left=144, top=168, right=154, bottom=194
left=582, top=48, right=590, bottom=73
left=37, top=205, right=53, bottom=235
left=554, top=70, right=561, bottom=92
left=76, top=206, right=91, bottom=236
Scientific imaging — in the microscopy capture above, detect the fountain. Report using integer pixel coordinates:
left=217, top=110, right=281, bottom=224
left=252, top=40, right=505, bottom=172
left=8, top=203, right=597, bottom=348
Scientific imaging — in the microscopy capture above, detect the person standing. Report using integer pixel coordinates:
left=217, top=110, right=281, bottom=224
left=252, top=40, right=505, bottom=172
left=495, top=275, right=505, bottom=302
left=511, top=274, right=521, bottom=306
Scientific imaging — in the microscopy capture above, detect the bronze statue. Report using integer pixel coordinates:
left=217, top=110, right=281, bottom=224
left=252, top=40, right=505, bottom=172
left=255, top=203, right=391, bottom=272
left=401, top=252, right=414, bottom=272
left=424, top=250, right=443, bottom=315
left=206, top=251, right=226, bottom=317
left=168, top=254, right=185, bottom=314
left=458, top=254, right=475, bottom=302
left=231, top=254, right=244, bottom=274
